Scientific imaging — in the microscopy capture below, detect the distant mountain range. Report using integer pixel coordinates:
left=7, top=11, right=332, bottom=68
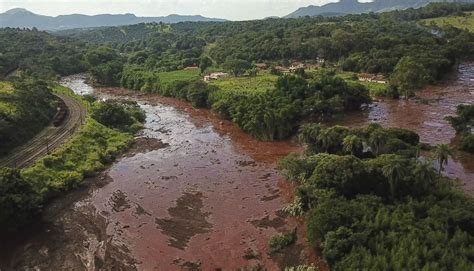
left=285, top=0, right=474, bottom=18
left=0, top=8, right=226, bottom=31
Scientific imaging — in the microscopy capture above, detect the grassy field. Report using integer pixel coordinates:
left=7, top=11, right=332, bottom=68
left=158, top=69, right=201, bottom=85
left=209, top=72, right=279, bottom=94
left=421, top=11, right=474, bottom=32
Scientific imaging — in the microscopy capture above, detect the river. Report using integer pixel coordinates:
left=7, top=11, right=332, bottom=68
left=0, top=74, right=323, bottom=270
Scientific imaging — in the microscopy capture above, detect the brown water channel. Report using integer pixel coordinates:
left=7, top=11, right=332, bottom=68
left=0, top=74, right=322, bottom=270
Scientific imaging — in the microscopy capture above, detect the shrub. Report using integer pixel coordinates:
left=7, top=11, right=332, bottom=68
left=268, top=228, right=297, bottom=253
left=460, top=133, right=474, bottom=153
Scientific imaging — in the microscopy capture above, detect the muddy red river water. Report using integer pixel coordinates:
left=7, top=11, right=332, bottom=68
left=1, top=63, right=472, bottom=270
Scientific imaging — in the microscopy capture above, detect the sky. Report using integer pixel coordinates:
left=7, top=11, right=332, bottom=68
left=0, top=0, right=347, bottom=20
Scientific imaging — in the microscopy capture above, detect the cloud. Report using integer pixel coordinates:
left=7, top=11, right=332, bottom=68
left=0, top=0, right=339, bottom=20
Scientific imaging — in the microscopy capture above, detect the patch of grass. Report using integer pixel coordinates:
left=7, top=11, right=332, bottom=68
left=268, top=228, right=297, bottom=253
left=0, top=82, right=14, bottom=94
left=158, top=69, right=201, bottom=85
left=421, top=11, right=474, bottom=32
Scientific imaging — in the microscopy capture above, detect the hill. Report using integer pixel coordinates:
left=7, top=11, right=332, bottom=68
left=285, top=0, right=474, bottom=18
left=422, top=10, right=474, bottom=32
left=0, top=8, right=226, bottom=31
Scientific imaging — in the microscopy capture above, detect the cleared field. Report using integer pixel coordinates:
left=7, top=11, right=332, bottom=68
left=209, top=72, right=278, bottom=93
left=422, top=11, right=474, bottom=32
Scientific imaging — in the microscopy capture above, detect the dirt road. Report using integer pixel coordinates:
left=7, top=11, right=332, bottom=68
left=0, top=93, right=87, bottom=168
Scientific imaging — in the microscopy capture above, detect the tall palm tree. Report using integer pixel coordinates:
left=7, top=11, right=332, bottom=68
left=317, top=129, right=332, bottom=153
left=369, top=130, right=388, bottom=157
left=343, top=135, right=362, bottom=156
left=382, top=158, right=408, bottom=200
left=433, top=144, right=453, bottom=175
left=413, top=160, right=437, bottom=191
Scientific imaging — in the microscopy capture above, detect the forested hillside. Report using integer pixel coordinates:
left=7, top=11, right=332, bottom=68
left=59, top=3, right=474, bottom=80
left=0, top=28, right=87, bottom=78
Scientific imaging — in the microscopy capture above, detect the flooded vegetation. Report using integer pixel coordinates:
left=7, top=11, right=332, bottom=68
left=3, top=61, right=472, bottom=269
left=327, top=63, right=474, bottom=194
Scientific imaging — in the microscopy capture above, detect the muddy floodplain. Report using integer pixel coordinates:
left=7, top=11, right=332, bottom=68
left=1, top=63, right=473, bottom=270
left=1, top=75, right=324, bottom=270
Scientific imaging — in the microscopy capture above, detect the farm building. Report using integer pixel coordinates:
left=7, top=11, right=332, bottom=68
left=357, top=73, right=387, bottom=84
left=204, top=72, right=230, bottom=82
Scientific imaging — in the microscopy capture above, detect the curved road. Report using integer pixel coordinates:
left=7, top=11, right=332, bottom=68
left=0, top=93, right=87, bottom=169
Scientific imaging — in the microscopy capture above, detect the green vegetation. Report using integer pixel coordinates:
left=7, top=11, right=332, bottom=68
left=0, top=78, right=57, bottom=155
left=209, top=72, right=278, bottom=94
left=91, top=99, right=145, bottom=133
left=59, top=3, right=474, bottom=98
left=118, top=66, right=370, bottom=141
left=0, top=28, right=86, bottom=78
left=446, top=104, right=474, bottom=153
left=0, top=89, right=145, bottom=232
left=85, top=46, right=124, bottom=86
left=120, top=66, right=200, bottom=93
left=269, top=229, right=297, bottom=253
left=210, top=73, right=369, bottom=140
left=278, top=125, right=473, bottom=270
left=422, top=11, right=474, bottom=33
left=298, top=123, right=419, bottom=158
left=333, top=70, right=391, bottom=97
left=54, top=3, right=474, bottom=142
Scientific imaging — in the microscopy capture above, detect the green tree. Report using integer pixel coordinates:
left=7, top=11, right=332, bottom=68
left=343, top=135, right=363, bottom=156
left=223, top=59, right=252, bottom=76
left=433, top=144, right=453, bottom=175
left=199, top=56, right=213, bottom=74
left=381, top=157, right=408, bottom=199
left=369, top=129, right=389, bottom=156
left=390, top=56, right=430, bottom=98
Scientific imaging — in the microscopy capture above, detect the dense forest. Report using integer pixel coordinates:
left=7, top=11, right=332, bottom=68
left=59, top=3, right=474, bottom=81
left=0, top=28, right=87, bottom=79
left=278, top=124, right=474, bottom=270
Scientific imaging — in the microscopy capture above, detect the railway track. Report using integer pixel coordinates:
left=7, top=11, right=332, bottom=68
left=0, top=94, right=87, bottom=169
